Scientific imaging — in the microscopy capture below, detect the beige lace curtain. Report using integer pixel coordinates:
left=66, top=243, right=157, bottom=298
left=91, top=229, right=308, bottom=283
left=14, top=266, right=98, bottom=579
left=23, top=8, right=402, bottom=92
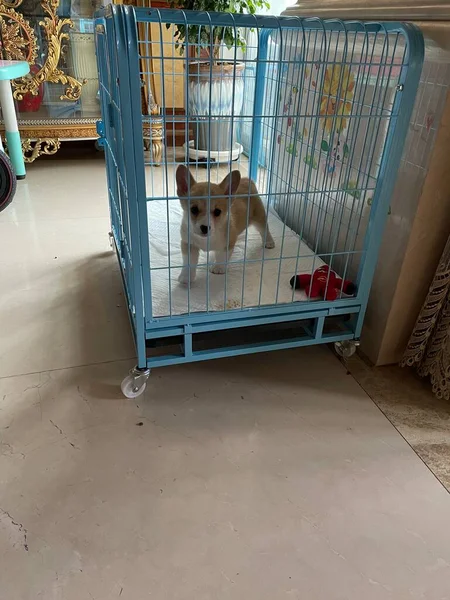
left=401, top=235, right=450, bottom=400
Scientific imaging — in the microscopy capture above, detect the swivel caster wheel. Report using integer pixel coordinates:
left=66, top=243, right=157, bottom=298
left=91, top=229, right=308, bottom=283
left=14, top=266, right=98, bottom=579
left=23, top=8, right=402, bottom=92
left=334, top=340, right=359, bottom=359
left=108, top=231, right=114, bottom=250
left=121, top=367, right=150, bottom=399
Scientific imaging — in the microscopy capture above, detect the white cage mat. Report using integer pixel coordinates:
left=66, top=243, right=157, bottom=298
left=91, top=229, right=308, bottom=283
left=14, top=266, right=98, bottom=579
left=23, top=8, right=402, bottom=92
left=147, top=201, right=325, bottom=317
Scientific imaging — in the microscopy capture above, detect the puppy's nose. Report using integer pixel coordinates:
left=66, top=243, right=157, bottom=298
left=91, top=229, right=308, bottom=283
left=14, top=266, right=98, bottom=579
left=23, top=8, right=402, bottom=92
left=200, top=225, right=210, bottom=235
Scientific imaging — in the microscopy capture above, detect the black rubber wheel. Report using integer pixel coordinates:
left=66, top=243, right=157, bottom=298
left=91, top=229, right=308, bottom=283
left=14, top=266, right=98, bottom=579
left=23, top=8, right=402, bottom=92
left=0, top=150, right=17, bottom=213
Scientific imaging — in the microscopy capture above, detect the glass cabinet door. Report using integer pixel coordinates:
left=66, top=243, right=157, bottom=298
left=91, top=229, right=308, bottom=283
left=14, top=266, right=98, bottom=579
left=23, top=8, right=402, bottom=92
left=0, top=0, right=104, bottom=160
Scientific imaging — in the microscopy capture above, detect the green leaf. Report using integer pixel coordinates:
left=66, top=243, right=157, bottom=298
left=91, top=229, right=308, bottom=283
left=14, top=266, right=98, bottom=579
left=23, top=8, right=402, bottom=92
left=304, top=155, right=318, bottom=169
left=286, top=143, right=298, bottom=157
left=343, top=143, right=350, bottom=159
left=342, top=180, right=361, bottom=199
left=168, top=0, right=272, bottom=54
left=321, top=140, right=329, bottom=153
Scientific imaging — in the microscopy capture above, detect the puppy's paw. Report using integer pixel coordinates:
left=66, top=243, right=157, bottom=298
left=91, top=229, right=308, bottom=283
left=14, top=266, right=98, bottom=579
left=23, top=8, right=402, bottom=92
left=210, top=263, right=226, bottom=275
left=265, top=236, right=275, bottom=249
left=178, top=270, right=195, bottom=287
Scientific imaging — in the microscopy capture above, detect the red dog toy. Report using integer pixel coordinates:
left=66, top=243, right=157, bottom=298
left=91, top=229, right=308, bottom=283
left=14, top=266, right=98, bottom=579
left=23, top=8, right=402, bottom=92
left=290, top=266, right=356, bottom=301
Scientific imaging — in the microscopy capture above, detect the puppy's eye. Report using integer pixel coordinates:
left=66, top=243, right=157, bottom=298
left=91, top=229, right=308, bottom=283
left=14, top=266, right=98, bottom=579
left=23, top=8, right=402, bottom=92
left=191, top=206, right=199, bottom=216
left=213, top=208, right=222, bottom=217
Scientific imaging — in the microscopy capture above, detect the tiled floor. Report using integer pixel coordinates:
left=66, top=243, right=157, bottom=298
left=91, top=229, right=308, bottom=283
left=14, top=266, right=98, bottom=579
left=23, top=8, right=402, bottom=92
left=1, top=153, right=450, bottom=599
left=347, top=354, right=450, bottom=492
left=0, top=158, right=134, bottom=377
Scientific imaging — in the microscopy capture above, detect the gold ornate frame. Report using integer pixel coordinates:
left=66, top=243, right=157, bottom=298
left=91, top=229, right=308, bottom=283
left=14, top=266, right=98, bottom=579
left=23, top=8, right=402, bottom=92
left=0, top=0, right=163, bottom=162
left=0, top=0, right=90, bottom=161
left=0, top=0, right=85, bottom=100
left=11, top=0, right=86, bottom=102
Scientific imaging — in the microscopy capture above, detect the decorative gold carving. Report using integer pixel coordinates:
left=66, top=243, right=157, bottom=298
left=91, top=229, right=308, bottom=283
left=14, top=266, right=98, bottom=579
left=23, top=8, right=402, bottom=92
left=0, top=3, right=37, bottom=63
left=1, top=124, right=98, bottom=140
left=144, top=138, right=163, bottom=165
left=144, top=125, right=163, bottom=138
left=5, top=0, right=86, bottom=101
left=0, top=0, right=166, bottom=163
left=9, top=121, right=162, bottom=162
left=22, top=138, right=61, bottom=162
left=51, top=127, right=95, bottom=138
left=2, top=0, right=24, bottom=7
left=30, top=127, right=96, bottom=139
left=143, top=119, right=163, bottom=165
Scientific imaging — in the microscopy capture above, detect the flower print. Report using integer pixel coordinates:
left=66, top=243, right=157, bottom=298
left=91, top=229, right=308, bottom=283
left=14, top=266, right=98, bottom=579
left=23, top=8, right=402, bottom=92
left=286, top=143, right=298, bottom=157
left=304, top=154, right=318, bottom=169
left=297, top=127, right=308, bottom=142
left=283, top=90, right=293, bottom=114
left=319, top=65, right=355, bottom=134
left=322, top=158, right=336, bottom=177
left=341, top=180, right=361, bottom=199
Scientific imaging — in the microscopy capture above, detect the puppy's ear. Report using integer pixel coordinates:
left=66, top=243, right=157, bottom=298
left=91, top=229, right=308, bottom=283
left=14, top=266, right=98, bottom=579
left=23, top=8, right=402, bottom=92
left=220, top=170, right=241, bottom=197
left=176, top=165, right=196, bottom=198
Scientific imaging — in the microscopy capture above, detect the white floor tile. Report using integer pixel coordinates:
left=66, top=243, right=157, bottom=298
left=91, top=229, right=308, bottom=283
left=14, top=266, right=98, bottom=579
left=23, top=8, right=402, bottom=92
left=1, top=157, right=450, bottom=599
left=0, top=163, right=134, bottom=377
left=0, top=160, right=109, bottom=223
left=1, top=349, right=450, bottom=600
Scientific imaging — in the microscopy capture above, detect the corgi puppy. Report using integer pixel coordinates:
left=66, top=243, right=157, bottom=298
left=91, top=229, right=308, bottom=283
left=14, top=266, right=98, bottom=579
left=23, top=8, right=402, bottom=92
left=176, top=165, right=275, bottom=286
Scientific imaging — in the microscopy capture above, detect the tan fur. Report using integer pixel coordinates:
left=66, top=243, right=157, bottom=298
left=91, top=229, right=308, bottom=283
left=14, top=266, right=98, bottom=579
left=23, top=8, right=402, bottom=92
left=176, top=165, right=275, bottom=286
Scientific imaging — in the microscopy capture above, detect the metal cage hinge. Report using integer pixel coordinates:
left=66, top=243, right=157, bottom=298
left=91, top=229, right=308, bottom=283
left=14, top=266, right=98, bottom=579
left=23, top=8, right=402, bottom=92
left=96, top=120, right=106, bottom=148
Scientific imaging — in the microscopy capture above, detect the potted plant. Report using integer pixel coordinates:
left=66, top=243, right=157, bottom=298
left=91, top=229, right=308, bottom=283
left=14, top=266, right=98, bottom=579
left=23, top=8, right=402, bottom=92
left=168, top=0, right=270, bottom=162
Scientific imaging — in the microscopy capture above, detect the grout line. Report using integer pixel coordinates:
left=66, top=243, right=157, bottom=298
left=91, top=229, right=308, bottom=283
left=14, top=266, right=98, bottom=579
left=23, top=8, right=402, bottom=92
left=0, top=356, right=136, bottom=382
left=332, top=350, right=450, bottom=496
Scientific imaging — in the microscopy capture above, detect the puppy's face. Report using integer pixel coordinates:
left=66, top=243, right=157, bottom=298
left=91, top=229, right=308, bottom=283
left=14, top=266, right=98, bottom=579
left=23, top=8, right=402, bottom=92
left=176, top=165, right=241, bottom=237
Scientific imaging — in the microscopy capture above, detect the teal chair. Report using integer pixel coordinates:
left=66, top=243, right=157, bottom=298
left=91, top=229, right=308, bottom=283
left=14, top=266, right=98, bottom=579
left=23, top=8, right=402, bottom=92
left=0, top=59, right=29, bottom=211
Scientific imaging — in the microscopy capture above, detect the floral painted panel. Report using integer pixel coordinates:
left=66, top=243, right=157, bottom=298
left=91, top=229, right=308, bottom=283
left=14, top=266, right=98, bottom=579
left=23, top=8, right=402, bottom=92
left=268, top=30, right=403, bottom=277
left=274, top=59, right=381, bottom=200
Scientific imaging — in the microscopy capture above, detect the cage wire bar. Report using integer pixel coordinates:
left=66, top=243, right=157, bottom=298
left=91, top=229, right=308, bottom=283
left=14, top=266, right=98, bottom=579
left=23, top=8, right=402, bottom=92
left=95, top=5, right=423, bottom=386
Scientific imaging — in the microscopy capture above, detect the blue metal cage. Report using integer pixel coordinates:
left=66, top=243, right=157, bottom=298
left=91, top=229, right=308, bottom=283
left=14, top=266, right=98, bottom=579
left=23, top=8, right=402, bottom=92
left=94, top=5, right=423, bottom=396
